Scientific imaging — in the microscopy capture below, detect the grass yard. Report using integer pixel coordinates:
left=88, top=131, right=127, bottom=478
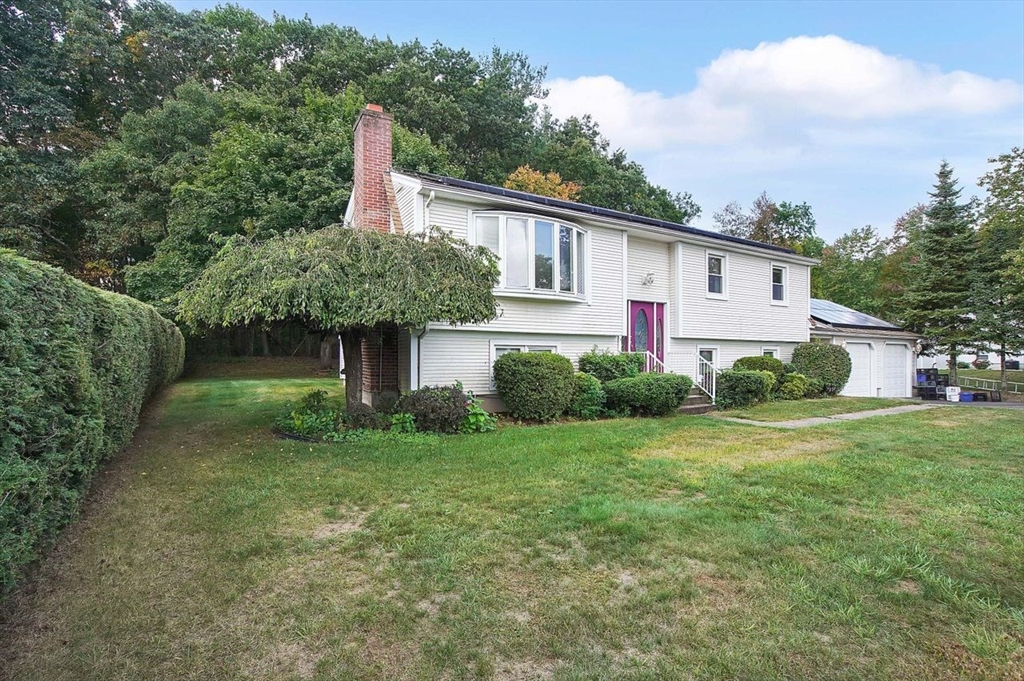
left=1, top=373, right=1022, bottom=680
left=723, top=397, right=908, bottom=422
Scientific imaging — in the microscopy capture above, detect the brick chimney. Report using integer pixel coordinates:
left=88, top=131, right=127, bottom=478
left=351, top=104, right=393, bottom=233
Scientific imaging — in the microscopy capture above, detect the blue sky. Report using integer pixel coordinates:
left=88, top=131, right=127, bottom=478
left=172, top=0, right=1024, bottom=240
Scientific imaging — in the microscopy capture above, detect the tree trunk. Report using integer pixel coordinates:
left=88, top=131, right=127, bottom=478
left=319, top=334, right=332, bottom=370
left=948, top=347, right=958, bottom=385
left=260, top=329, right=271, bottom=357
left=1000, top=344, right=1007, bottom=394
left=339, top=329, right=364, bottom=412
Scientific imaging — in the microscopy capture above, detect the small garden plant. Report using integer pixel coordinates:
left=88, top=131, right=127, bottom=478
left=275, top=383, right=496, bottom=442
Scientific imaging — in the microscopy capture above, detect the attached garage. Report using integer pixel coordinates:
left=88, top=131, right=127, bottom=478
left=842, top=342, right=873, bottom=397
left=809, top=299, right=920, bottom=399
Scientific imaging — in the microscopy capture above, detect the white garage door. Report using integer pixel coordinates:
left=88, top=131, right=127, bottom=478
left=842, top=343, right=873, bottom=397
left=882, top=344, right=910, bottom=397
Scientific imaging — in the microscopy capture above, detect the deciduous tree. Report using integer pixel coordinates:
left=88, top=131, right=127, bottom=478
left=178, top=226, right=499, bottom=410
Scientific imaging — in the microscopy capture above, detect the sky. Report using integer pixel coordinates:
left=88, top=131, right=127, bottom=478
left=171, top=0, right=1024, bottom=240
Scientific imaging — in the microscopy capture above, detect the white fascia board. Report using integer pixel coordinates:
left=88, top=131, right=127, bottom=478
left=412, top=180, right=819, bottom=266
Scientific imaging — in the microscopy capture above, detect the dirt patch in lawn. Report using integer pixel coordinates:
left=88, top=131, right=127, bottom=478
left=639, top=428, right=846, bottom=469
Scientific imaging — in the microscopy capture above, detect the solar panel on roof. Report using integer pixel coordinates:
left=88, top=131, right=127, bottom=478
left=810, top=299, right=901, bottom=329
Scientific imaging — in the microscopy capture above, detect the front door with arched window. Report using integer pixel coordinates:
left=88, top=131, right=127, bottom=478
left=628, top=301, right=665, bottom=363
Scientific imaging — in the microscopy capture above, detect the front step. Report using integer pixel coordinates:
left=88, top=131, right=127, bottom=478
left=679, top=387, right=715, bottom=414
left=678, top=402, right=717, bottom=415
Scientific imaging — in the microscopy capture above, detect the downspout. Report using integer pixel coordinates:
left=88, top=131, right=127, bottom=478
left=424, top=190, right=435, bottom=230
left=413, top=327, right=429, bottom=390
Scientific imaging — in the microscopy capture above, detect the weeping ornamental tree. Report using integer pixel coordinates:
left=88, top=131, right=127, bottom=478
left=178, top=226, right=499, bottom=409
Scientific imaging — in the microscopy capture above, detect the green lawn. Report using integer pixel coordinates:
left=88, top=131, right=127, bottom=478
left=2, top=373, right=1022, bottom=680
left=723, top=397, right=908, bottom=422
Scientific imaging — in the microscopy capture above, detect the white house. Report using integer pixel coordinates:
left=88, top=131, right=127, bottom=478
left=344, top=104, right=896, bottom=407
left=809, top=299, right=920, bottom=398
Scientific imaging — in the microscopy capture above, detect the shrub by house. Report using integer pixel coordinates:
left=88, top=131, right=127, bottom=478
left=791, top=342, right=852, bottom=396
left=1, top=251, right=184, bottom=593
left=493, top=352, right=575, bottom=421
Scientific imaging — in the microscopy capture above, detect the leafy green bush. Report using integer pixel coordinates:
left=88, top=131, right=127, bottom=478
left=390, top=412, right=417, bottom=434
left=577, top=350, right=645, bottom=383
left=717, top=370, right=775, bottom=409
left=461, top=395, right=497, bottom=433
left=805, top=378, right=826, bottom=398
left=493, top=352, right=575, bottom=421
left=782, top=362, right=798, bottom=375
left=791, top=342, right=852, bottom=396
left=345, top=402, right=388, bottom=431
left=277, top=389, right=342, bottom=436
left=568, top=372, right=606, bottom=419
left=603, top=373, right=693, bottom=416
left=1, top=250, right=184, bottom=593
left=778, top=373, right=810, bottom=400
left=396, top=385, right=469, bottom=433
left=732, top=356, right=786, bottom=382
left=956, top=361, right=971, bottom=369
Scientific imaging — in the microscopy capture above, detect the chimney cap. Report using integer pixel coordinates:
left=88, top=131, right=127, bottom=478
left=366, top=103, right=384, bottom=112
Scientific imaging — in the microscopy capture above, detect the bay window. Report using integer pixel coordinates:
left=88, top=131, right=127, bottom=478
left=474, top=212, right=588, bottom=297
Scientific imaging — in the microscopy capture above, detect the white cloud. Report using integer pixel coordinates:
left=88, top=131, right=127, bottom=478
left=701, top=35, right=1021, bottom=119
left=540, top=35, right=1022, bottom=153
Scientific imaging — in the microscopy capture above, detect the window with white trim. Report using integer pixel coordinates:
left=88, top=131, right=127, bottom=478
left=707, top=253, right=726, bottom=297
left=474, top=213, right=587, bottom=297
left=771, top=264, right=787, bottom=304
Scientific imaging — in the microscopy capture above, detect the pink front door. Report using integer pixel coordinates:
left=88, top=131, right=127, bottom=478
left=628, top=301, right=664, bottom=362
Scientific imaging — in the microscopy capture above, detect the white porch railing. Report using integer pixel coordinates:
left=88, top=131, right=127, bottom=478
left=643, top=351, right=666, bottom=374
left=694, top=353, right=716, bottom=403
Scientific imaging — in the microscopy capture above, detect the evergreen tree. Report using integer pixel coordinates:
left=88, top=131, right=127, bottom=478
left=973, top=148, right=1024, bottom=392
left=902, top=161, right=977, bottom=384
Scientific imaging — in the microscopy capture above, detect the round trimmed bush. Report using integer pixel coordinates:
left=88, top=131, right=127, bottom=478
left=791, top=342, right=852, bottom=396
left=603, top=373, right=693, bottom=416
left=778, top=373, right=810, bottom=400
left=732, top=355, right=785, bottom=382
left=493, top=352, right=575, bottom=421
left=717, top=369, right=775, bottom=409
left=577, top=350, right=645, bottom=382
left=396, top=385, right=468, bottom=433
left=568, top=372, right=606, bottom=419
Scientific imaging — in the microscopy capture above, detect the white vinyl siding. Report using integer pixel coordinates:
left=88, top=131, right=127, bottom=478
left=676, top=243, right=811, bottom=342
left=393, top=179, right=418, bottom=234
left=627, top=237, right=671, bottom=303
left=665, top=338, right=801, bottom=381
left=419, top=330, right=617, bottom=394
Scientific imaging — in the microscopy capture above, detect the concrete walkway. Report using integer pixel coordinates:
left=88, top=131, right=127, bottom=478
left=713, top=403, right=939, bottom=429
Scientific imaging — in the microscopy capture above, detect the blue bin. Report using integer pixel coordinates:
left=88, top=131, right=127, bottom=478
left=960, top=392, right=974, bottom=402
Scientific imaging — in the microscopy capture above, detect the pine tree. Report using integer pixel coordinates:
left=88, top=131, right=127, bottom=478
left=903, top=161, right=977, bottom=385
left=973, top=148, right=1024, bottom=392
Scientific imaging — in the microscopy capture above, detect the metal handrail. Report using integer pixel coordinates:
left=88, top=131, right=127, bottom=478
left=694, top=354, right=716, bottom=404
left=643, top=351, right=666, bottom=374
left=955, top=376, right=1024, bottom=394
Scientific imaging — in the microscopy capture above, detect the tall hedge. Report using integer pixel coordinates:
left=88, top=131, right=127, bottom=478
left=1, top=251, right=184, bottom=593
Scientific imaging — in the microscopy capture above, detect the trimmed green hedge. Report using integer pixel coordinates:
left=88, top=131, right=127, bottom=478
left=792, top=342, right=852, bottom=396
left=568, top=372, right=605, bottom=420
left=577, top=350, right=645, bottom=383
left=493, top=352, right=575, bottom=421
left=778, top=372, right=810, bottom=400
left=1, top=251, right=184, bottom=593
left=733, top=355, right=786, bottom=382
left=604, top=373, right=693, bottom=416
left=717, top=370, right=775, bottom=409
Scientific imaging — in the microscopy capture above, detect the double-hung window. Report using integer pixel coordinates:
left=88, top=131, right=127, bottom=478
left=771, top=264, right=787, bottom=304
left=474, top=213, right=587, bottom=297
left=706, top=252, right=726, bottom=297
